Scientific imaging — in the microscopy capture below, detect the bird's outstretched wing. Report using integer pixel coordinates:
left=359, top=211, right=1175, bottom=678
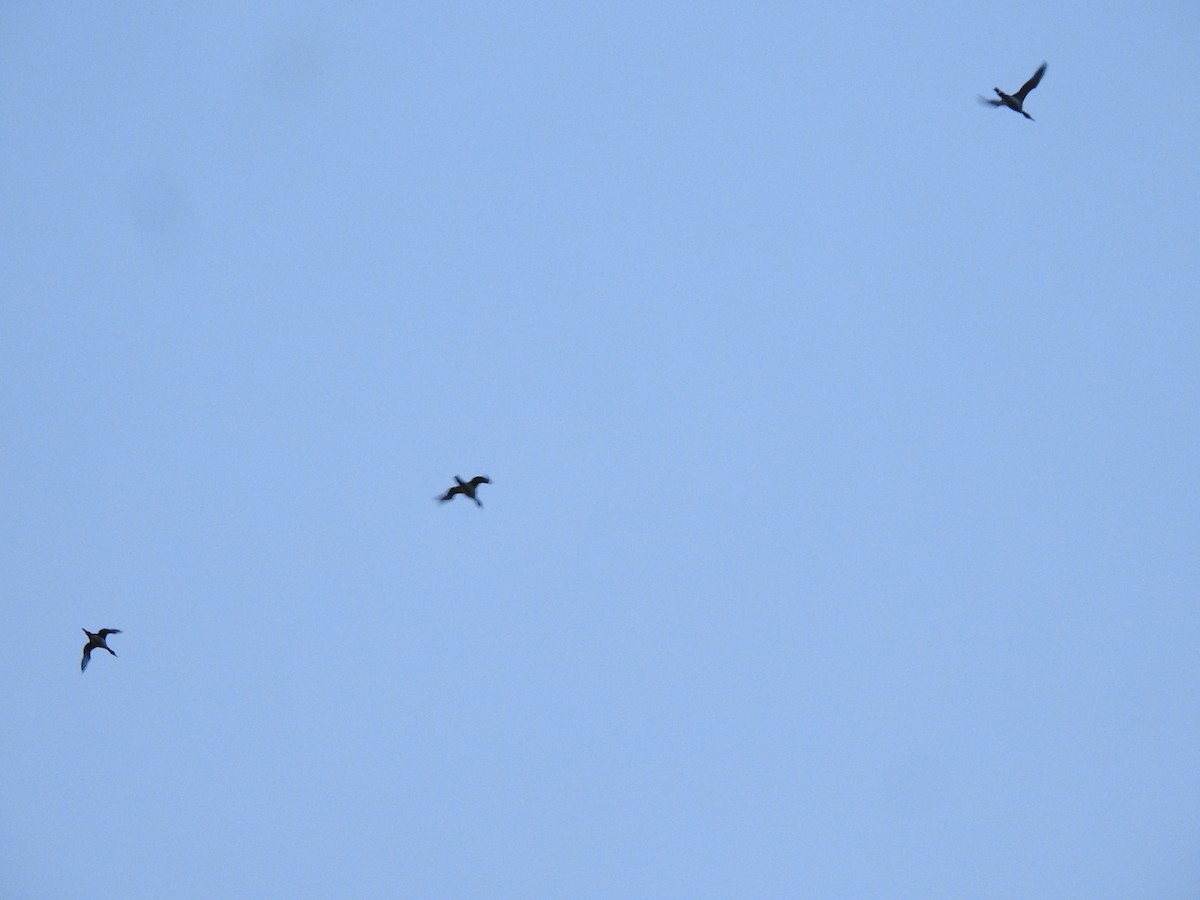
left=468, top=476, right=490, bottom=488
left=81, top=645, right=92, bottom=672
left=1014, top=63, right=1046, bottom=102
left=98, top=628, right=121, bottom=638
left=978, top=95, right=1003, bottom=107
left=437, top=485, right=461, bottom=503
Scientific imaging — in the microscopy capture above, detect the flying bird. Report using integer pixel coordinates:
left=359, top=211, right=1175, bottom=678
left=437, top=475, right=491, bottom=508
left=980, top=62, right=1047, bottom=120
left=81, top=628, right=121, bottom=672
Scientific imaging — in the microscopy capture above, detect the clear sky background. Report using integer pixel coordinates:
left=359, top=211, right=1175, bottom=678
left=3, top=1, right=1199, bottom=897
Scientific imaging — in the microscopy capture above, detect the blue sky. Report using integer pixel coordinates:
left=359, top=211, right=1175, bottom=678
left=3, top=1, right=1199, bottom=897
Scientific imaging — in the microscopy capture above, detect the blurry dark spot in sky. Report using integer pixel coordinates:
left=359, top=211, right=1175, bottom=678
left=876, top=750, right=950, bottom=820
left=261, top=35, right=328, bottom=102
left=125, top=167, right=196, bottom=255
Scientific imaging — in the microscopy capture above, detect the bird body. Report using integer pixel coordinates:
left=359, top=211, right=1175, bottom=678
left=437, top=475, right=491, bottom=508
left=81, top=628, right=121, bottom=671
left=980, top=62, right=1046, bottom=119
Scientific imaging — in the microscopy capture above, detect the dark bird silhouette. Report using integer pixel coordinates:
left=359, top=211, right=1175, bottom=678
left=437, top=475, right=491, bottom=508
left=81, top=628, right=121, bottom=672
left=980, top=62, right=1047, bottom=119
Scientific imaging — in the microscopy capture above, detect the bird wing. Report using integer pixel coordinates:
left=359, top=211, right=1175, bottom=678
left=1014, top=63, right=1046, bottom=102
left=438, top=485, right=461, bottom=502
left=98, top=628, right=122, bottom=637
left=978, top=95, right=1003, bottom=107
left=468, top=476, right=489, bottom=488
left=81, top=645, right=92, bottom=671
